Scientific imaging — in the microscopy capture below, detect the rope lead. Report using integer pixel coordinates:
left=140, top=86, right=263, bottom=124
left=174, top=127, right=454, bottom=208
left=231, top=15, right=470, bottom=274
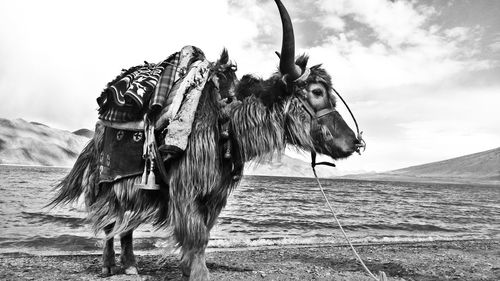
left=311, top=156, right=387, bottom=281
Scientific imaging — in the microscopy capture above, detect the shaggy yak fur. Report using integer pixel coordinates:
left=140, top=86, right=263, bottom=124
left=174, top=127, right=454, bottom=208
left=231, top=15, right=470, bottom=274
left=49, top=49, right=359, bottom=280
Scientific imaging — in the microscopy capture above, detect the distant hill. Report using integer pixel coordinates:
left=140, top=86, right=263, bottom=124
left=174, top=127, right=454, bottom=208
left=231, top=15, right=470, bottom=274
left=0, top=118, right=340, bottom=177
left=347, top=147, right=500, bottom=185
left=0, top=118, right=90, bottom=167
left=390, top=147, right=500, bottom=179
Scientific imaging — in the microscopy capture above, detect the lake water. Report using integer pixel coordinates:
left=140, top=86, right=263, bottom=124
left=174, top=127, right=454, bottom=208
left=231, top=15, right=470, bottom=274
left=1, top=165, right=499, bottom=253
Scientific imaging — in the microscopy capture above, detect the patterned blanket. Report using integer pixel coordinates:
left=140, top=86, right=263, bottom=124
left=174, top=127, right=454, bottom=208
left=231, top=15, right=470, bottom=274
left=98, top=126, right=145, bottom=184
left=95, top=46, right=209, bottom=184
left=97, top=46, right=205, bottom=123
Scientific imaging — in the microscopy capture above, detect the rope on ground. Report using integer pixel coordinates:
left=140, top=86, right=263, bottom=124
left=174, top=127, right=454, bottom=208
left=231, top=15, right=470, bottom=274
left=312, top=167, right=388, bottom=281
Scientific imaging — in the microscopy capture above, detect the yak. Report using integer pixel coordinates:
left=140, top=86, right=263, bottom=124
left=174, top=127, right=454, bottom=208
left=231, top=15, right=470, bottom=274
left=50, top=0, right=364, bottom=280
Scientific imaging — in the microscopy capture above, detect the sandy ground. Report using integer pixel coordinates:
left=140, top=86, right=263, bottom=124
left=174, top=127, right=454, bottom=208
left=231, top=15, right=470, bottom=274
left=0, top=239, right=499, bottom=281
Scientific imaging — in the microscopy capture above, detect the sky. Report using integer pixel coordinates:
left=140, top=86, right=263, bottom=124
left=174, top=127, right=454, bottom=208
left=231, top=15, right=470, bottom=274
left=0, top=0, right=499, bottom=173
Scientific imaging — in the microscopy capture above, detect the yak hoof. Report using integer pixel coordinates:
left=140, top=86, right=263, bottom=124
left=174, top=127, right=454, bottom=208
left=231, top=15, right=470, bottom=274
left=101, top=265, right=119, bottom=276
left=184, top=269, right=209, bottom=281
left=124, top=266, right=139, bottom=275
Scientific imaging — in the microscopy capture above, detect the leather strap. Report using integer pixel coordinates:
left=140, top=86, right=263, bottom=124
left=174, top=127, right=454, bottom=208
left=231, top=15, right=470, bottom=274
left=311, top=151, right=336, bottom=168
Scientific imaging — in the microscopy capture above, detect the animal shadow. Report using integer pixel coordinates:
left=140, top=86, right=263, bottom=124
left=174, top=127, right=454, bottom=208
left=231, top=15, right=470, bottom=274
left=292, top=252, right=415, bottom=278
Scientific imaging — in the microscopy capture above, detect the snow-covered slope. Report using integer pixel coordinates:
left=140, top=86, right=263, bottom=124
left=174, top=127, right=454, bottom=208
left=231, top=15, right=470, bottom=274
left=0, top=118, right=89, bottom=167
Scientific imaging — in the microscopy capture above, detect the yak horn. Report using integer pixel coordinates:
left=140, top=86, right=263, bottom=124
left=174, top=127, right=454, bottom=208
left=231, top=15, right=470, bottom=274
left=274, top=0, right=301, bottom=81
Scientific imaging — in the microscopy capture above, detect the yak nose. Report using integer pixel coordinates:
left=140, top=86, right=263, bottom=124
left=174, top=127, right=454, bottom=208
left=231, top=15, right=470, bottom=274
left=353, top=132, right=366, bottom=155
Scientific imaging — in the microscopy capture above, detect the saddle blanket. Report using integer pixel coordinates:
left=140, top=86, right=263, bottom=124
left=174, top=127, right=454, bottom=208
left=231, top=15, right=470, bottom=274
left=97, top=46, right=206, bottom=123
left=98, top=126, right=145, bottom=184
left=95, top=46, right=211, bottom=184
left=97, top=53, right=179, bottom=123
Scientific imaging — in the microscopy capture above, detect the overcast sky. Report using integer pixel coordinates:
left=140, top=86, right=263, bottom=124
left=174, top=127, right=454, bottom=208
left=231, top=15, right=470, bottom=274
left=0, top=0, right=499, bottom=172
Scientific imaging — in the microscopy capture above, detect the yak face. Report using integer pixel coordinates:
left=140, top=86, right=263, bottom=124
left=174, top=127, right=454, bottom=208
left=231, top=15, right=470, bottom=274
left=282, top=72, right=361, bottom=161
left=212, top=48, right=238, bottom=100
left=273, top=0, right=362, bottom=161
left=302, top=82, right=359, bottom=160
left=280, top=59, right=360, bottom=160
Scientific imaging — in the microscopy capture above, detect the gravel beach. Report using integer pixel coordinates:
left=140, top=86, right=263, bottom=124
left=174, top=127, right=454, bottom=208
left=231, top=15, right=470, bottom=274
left=1, top=239, right=498, bottom=281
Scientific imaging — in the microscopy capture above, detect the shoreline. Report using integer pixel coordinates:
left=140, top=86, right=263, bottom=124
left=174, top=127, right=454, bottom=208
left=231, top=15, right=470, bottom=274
left=1, top=237, right=494, bottom=256
left=0, top=163, right=71, bottom=169
left=341, top=174, right=500, bottom=186
left=4, top=164, right=499, bottom=186
left=1, top=239, right=498, bottom=280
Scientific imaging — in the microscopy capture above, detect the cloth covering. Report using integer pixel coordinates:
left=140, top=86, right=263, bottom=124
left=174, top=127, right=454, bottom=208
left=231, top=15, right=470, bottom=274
left=95, top=46, right=211, bottom=184
left=98, top=126, right=145, bottom=184
left=162, top=59, right=211, bottom=151
left=97, top=53, right=180, bottom=122
left=152, top=46, right=205, bottom=116
left=97, top=46, right=206, bottom=123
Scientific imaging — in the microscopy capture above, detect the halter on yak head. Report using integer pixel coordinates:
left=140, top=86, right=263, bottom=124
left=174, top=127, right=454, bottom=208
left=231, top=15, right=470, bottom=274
left=273, top=0, right=365, bottom=163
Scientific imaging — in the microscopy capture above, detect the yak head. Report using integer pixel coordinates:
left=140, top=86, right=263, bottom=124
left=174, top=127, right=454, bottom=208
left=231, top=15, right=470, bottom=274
left=274, top=0, right=364, bottom=160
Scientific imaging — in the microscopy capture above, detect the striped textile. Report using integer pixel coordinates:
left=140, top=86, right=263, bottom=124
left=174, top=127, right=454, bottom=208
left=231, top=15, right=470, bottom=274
left=148, top=52, right=180, bottom=115
left=98, top=52, right=181, bottom=122
left=98, top=104, right=139, bottom=123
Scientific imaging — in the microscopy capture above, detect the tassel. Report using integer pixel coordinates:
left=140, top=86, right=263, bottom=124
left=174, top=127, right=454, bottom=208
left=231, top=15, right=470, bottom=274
left=144, top=159, right=160, bottom=190
left=146, top=170, right=158, bottom=190
left=135, top=160, right=149, bottom=189
left=137, top=159, right=160, bottom=190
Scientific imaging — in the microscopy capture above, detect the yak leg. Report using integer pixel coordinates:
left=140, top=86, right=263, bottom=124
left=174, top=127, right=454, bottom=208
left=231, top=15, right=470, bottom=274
left=102, top=223, right=119, bottom=275
left=181, top=246, right=209, bottom=281
left=120, top=230, right=138, bottom=275
left=176, top=208, right=210, bottom=281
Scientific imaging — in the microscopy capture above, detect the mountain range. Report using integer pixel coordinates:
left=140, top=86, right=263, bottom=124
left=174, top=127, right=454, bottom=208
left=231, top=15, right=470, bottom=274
left=0, top=118, right=340, bottom=178
left=1, top=118, right=498, bottom=184
left=346, top=147, right=500, bottom=185
left=0, top=118, right=89, bottom=167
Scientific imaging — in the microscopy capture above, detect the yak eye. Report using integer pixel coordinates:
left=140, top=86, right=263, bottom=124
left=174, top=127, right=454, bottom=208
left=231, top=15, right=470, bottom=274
left=312, top=89, right=323, bottom=96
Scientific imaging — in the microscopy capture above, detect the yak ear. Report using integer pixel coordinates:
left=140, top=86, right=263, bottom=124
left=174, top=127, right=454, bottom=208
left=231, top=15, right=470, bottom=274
left=219, top=48, right=229, bottom=65
left=295, top=54, right=309, bottom=70
left=276, top=52, right=308, bottom=71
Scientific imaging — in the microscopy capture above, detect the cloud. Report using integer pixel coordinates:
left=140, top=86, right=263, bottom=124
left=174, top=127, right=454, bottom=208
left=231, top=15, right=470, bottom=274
left=333, top=83, right=500, bottom=172
left=302, top=0, right=492, bottom=93
left=0, top=0, right=269, bottom=129
left=223, top=0, right=494, bottom=94
left=489, top=33, right=500, bottom=53
left=317, top=0, right=436, bottom=47
left=0, top=0, right=498, bottom=173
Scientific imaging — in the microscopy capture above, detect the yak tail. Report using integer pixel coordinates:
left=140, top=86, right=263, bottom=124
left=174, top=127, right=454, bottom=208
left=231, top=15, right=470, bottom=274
left=47, top=123, right=104, bottom=208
